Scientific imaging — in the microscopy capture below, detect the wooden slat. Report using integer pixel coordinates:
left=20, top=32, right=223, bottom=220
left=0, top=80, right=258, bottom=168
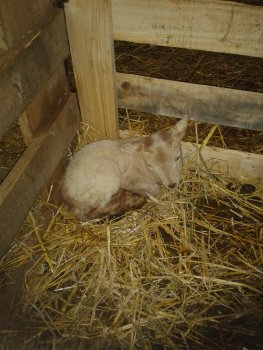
left=182, top=141, right=263, bottom=183
left=0, top=94, right=80, bottom=259
left=0, top=14, right=8, bottom=51
left=0, top=9, right=69, bottom=141
left=112, top=0, right=263, bottom=58
left=0, top=0, right=52, bottom=50
left=19, top=64, right=70, bottom=145
left=64, top=0, right=118, bottom=139
left=116, top=73, right=263, bottom=131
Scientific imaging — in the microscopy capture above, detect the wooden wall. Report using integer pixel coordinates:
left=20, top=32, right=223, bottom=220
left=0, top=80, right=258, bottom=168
left=0, top=1, right=80, bottom=258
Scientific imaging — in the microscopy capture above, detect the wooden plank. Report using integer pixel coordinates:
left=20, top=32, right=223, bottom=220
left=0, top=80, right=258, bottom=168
left=19, top=64, right=70, bottom=145
left=64, top=0, right=118, bottom=139
left=112, top=0, right=263, bottom=58
left=116, top=73, right=263, bottom=131
left=19, top=111, right=32, bottom=145
left=0, top=0, right=52, bottom=50
left=0, top=14, right=8, bottom=51
left=0, top=93, right=80, bottom=259
left=0, top=9, right=69, bottom=141
left=182, top=141, right=263, bottom=183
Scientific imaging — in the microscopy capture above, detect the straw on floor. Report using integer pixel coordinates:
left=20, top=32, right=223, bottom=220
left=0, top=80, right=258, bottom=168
left=1, top=112, right=262, bottom=350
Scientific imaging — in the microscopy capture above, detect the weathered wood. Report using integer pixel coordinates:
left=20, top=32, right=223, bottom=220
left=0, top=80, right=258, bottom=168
left=0, top=13, right=8, bottom=51
left=64, top=0, right=118, bottom=139
left=182, top=141, right=263, bottom=183
left=117, top=73, right=263, bottom=131
left=112, top=0, right=263, bottom=58
left=0, top=0, right=52, bottom=50
left=19, top=64, right=70, bottom=145
left=19, top=111, right=32, bottom=145
left=0, top=9, right=69, bottom=141
left=0, top=94, right=80, bottom=259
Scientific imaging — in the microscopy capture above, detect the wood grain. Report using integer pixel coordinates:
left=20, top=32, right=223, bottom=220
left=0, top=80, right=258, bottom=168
left=0, top=0, right=52, bottom=50
left=0, top=9, right=69, bottom=141
left=0, top=11, right=7, bottom=51
left=0, top=94, right=80, bottom=258
left=182, top=141, right=263, bottom=183
left=112, top=0, right=263, bottom=58
left=19, top=64, right=70, bottom=145
left=117, top=73, right=263, bottom=131
left=64, top=0, right=118, bottom=139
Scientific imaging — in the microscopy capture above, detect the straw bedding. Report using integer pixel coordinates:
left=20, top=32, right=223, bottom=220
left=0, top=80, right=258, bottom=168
left=1, top=113, right=262, bottom=350
left=1, top=32, right=263, bottom=349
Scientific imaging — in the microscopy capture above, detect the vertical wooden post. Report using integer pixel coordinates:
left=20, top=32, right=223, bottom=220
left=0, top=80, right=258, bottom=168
left=64, top=0, right=118, bottom=139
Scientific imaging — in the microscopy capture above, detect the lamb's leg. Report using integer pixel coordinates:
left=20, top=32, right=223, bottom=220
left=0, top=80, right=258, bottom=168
left=87, top=190, right=146, bottom=219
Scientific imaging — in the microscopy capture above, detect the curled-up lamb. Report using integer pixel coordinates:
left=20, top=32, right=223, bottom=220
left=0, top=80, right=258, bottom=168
left=62, top=116, right=189, bottom=220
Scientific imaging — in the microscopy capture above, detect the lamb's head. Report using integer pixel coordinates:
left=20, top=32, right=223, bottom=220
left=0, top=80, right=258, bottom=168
left=142, top=116, right=189, bottom=188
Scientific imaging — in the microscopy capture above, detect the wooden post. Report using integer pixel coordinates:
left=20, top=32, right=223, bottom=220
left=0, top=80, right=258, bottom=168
left=64, top=0, right=118, bottom=139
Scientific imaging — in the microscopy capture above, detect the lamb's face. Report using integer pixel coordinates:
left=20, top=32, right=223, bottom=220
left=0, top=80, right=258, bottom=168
left=142, top=117, right=188, bottom=188
left=143, top=133, right=183, bottom=188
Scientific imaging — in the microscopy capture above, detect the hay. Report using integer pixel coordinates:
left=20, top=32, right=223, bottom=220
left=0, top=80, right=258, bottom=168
left=0, top=121, right=26, bottom=184
left=114, top=42, right=263, bottom=93
left=118, top=109, right=263, bottom=154
left=1, top=112, right=262, bottom=350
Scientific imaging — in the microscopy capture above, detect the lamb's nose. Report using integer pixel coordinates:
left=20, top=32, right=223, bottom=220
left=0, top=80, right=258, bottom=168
left=168, top=183, right=176, bottom=189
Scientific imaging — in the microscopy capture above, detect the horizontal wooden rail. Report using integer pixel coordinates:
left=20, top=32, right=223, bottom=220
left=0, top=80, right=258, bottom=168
left=0, top=93, right=80, bottom=258
left=116, top=73, right=263, bottom=131
left=182, top=141, right=263, bottom=183
left=112, top=0, right=263, bottom=58
left=0, top=9, right=69, bottom=141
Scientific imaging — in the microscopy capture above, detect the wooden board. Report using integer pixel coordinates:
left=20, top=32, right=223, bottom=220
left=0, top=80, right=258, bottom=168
left=0, top=9, right=69, bottom=141
left=182, top=141, right=263, bottom=183
left=0, top=94, right=80, bottom=259
left=0, top=0, right=52, bottom=50
left=0, top=12, right=7, bottom=51
left=116, top=73, right=263, bottom=131
left=19, top=64, right=70, bottom=145
left=112, top=0, right=263, bottom=58
left=64, top=0, right=118, bottom=139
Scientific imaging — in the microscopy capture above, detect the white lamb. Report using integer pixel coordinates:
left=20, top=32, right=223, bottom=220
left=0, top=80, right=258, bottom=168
left=62, top=116, right=188, bottom=220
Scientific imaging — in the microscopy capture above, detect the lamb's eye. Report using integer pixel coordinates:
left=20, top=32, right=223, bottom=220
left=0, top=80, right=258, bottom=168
left=175, top=155, right=181, bottom=161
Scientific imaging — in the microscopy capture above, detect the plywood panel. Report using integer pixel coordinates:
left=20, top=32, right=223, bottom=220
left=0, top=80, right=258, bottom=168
left=0, top=9, right=69, bottom=141
left=64, top=0, right=118, bottom=139
left=117, top=73, right=263, bottom=131
left=112, top=0, right=263, bottom=58
left=0, top=94, right=80, bottom=258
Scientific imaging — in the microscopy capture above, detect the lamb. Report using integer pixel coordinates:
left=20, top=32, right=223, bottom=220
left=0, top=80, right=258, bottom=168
left=62, top=116, right=188, bottom=220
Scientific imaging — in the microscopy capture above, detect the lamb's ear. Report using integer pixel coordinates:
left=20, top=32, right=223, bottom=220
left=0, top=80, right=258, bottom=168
left=171, top=115, right=189, bottom=140
left=119, top=136, right=143, bottom=154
